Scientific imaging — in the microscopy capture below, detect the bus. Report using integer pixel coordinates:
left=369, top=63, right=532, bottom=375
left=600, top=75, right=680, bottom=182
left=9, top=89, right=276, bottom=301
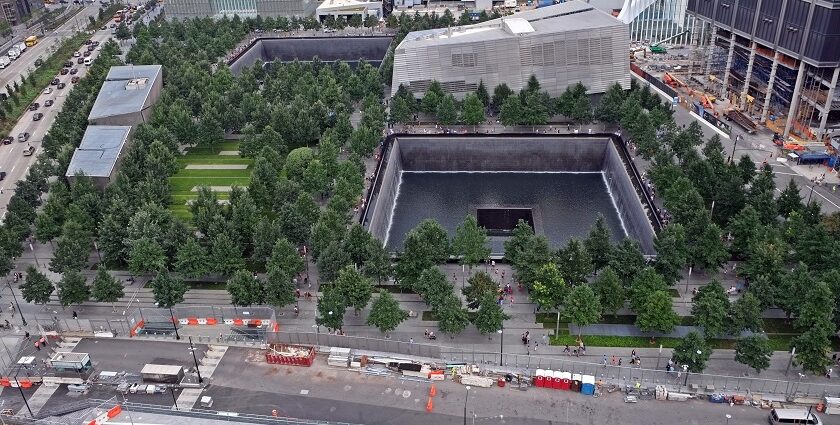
left=24, top=36, right=37, bottom=47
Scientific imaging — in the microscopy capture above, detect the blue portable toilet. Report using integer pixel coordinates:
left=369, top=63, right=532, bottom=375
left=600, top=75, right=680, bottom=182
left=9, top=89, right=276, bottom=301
left=581, top=375, right=596, bottom=395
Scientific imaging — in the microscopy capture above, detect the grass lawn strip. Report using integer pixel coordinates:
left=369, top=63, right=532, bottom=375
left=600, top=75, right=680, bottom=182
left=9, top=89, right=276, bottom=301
left=168, top=142, right=252, bottom=219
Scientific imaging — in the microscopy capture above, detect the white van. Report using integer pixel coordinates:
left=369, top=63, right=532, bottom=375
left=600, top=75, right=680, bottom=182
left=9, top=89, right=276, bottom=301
left=83, top=57, right=92, bottom=66
left=769, top=408, right=822, bottom=425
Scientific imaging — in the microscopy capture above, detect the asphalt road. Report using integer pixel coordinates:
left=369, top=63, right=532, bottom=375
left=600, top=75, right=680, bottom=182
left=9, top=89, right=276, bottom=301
left=0, top=10, right=118, bottom=219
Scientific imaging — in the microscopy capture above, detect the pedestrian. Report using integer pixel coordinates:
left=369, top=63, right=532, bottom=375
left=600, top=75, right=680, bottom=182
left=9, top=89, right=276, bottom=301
left=631, top=349, right=636, bottom=358
left=534, top=342, right=538, bottom=352
left=563, top=345, right=570, bottom=355
left=602, top=354, right=607, bottom=367
left=72, top=311, right=78, bottom=319
left=611, top=355, right=617, bottom=366
left=295, top=288, right=301, bottom=298
left=39, top=336, right=47, bottom=346
left=542, top=334, right=548, bottom=344
left=24, top=331, right=29, bottom=340
left=34, top=340, right=40, bottom=351
left=409, top=338, right=414, bottom=344
left=827, top=369, right=833, bottom=379
left=618, top=358, right=622, bottom=366
left=424, top=329, right=429, bottom=338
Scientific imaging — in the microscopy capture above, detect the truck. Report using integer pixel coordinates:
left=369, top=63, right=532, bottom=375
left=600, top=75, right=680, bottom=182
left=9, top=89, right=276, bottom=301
left=8, top=47, right=20, bottom=60
left=24, top=36, right=37, bottom=47
left=16, top=42, right=26, bottom=53
left=0, top=56, right=9, bottom=69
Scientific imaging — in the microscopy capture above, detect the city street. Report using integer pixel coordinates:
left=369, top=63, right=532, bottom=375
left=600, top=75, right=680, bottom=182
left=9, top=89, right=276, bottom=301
left=0, top=8, right=117, bottom=217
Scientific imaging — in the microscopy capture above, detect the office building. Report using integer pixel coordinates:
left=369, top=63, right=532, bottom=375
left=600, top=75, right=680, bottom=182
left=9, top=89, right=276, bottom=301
left=687, top=0, right=840, bottom=140
left=165, top=0, right=317, bottom=20
left=0, top=0, right=32, bottom=26
left=391, top=1, right=630, bottom=99
left=315, top=0, right=381, bottom=22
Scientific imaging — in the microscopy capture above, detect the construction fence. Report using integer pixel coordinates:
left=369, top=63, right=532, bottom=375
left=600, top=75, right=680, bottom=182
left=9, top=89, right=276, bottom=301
left=175, top=330, right=840, bottom=400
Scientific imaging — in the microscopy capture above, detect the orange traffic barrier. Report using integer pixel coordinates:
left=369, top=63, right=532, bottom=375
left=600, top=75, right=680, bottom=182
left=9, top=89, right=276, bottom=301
left=429, top=384, right=436, bottom=397
left=19, top=380, right=32, bottom=388
left=207, top=318, right=217, bottom=325
left=107, top=405, right=122, bottom=418
left=0, top=378, right=10, bottom=387
left=426, top=397, right=433, bottom=412
left=233, top=318, right=243, bottom=326
left=252, top=319, right=262, bottom=326
left=187, top=317, right=198, bottom=325
left=273, top=323, right=280, bottom=332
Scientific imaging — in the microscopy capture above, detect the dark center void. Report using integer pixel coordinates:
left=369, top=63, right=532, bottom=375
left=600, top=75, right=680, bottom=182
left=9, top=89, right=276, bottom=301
left=229, top=36, right=393, bottom=75
left=477, top=208, right=534, bottom=235
left=386, top=172, right=626, bottom=254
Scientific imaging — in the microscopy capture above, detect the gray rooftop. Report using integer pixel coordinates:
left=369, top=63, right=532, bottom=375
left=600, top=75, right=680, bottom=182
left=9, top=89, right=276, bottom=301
left=65, top=126, right=132, bottom=178
left=399, top=1, right=624, bottom=48
left=88, top=65, right=162, bottom=121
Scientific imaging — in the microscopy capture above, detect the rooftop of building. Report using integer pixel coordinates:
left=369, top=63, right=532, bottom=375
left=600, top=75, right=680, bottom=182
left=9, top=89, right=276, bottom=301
left=316, top=0, right=380, bottom=13
left=398, top=1, right=623, bottom=48
left=65, top=126, right=132, bottom=178
left=88, top=64, right=162, bottom=121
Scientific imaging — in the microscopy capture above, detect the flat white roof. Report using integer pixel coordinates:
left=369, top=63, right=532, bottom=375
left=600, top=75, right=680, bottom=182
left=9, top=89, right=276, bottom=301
left=503, top=18, right=534, bottom=35
left=141, top=364, right=184, bottom=375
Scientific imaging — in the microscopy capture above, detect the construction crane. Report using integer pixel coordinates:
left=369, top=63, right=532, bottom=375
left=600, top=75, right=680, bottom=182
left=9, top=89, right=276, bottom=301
left=648, top=30, right=690, bottom=54
left=664, top=72, right=685, bottom=88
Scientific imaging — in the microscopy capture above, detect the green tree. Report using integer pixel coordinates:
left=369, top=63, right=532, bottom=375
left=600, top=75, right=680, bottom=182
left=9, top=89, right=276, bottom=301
left=691, top=280, right=730, bottom=338
left=499, top=94, right=523, bottom=126
left=452, top=215, right=490, bottom=273
left=584, top=215, right=613, bottom=272
left=591, top=267, right=624, bottom=316
left=366, top=290, right=408, bottom=334
left=49, top=220, right=91, bottom=274
left=115, top=22, right=131, bottom=40
left=210, top=233, right=245, bottom=276
left=316, top=288, right=346, bottom=331
left=628, top=267, right=667, bottom=312
left=595, top=82, right=625, bottom=123
left=436, top=94, right=457, bottom=125
left=335, top=266, right=373, bottom=315
left=460, top=93, right=485, bottom=128
left=728, top=205, right=762, bottom=258
left=389, top=95, right=412, bottom=124
left=777, top=179, right=804, bottom=219
left=349, top=126, right=379, bottom=158
left=226, top=269, right=264, bottom=306
left=562, top=285, right=601, bottom=338
left=20, top=266, right=53, bottom=305
left=653, top=223, right=688, bottom=285
left=728, top=292, right=764, bottom=334
left=636, top=290, right=679, bottom=334
left=474, top=294, right=509, bottom=334
left=436, top=295, right=470, bottom=335
left=174, top=238, right=209, bottom=279
left=672, top=331, right=712, bottom=372
left=395, top=219, right=450, bottom=291
left=530, top=263, right=569, bottom=335
left=557, top=239, right=591, bottom=286
left=264, top=267, right=295, bottom=308
left=609, top=238, right=646, bottom=288
left=128, top=237, right=166, bottom=275
left=462, top=271, right=498, bottom=309
left=91, top=268, right=124, bottom=311
left=268, top=238, right=305, bottom=276
left=734, top=335, right=773, bottom=374
left=476, top=80, right=490, bottom=107
left=58, top=270, right=90, bottom=307
left=491, top=83, right=513, bottom=113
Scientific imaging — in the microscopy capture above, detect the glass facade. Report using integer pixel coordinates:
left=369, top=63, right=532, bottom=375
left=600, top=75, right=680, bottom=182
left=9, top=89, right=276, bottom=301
left=626, top=0, right=693, bottom=45
left=212, top=0, right=258, bottom=17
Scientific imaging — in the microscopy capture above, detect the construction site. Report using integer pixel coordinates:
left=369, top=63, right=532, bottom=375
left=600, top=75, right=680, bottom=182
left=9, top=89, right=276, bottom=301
left=624, top=0, right=840, bottom=170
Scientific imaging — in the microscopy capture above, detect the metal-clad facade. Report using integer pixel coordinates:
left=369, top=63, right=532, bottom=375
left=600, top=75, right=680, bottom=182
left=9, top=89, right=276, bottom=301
left=392, top=19, right=630, bottom=98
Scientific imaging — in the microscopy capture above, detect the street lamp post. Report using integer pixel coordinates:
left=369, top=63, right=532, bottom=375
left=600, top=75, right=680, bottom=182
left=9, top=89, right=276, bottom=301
left=7, top=281, right=26, bottom=326
left=497, top=327, right=504, bottom=366
left=462, top=386, right=471, bottom=425
left=725, top=414, right=732, bottom=425
left=168, top=306, right=180, bottom=340
left=807, top=186, right=816, bottom=204
left=169, top=386, right=179, bottom=410
left=188, top=336, right=203, bottom=384
left=13, top=376, right=33, bottom=417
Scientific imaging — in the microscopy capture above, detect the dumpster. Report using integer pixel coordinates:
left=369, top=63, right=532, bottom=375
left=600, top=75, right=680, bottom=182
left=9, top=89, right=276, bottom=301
left=535, top=369, right=545, bottom=388
left=571, top=374, right=582, bottom=392
left=265, top=344, right=316, bottom=367
left=581, top=375, right=595, bottom=395
left=559, top=372, right=571, bottom=390
left=497, top=378, right=506, bottom=388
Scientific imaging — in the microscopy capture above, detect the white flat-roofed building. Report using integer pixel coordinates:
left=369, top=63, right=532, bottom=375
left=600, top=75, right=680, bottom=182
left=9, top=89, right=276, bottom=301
left=65, top=126, right=133, bottom=189
left=315, top=0, right=381, bottom=21
left=391, top=1, right=630, bottom=98
left=88, top=65, right=163, bottom=126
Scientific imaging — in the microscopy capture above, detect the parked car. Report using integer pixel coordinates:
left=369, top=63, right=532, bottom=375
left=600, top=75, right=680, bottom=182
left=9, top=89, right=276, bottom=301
left=22, top=145, right=35, bottom=156
left=69, top=68, right=78, bottom=75
left=50, top=78, right=59, bottom=85
left=0, top=172, right=7, bottom=181
left=71, top=76, right=80, bottom=84
left=84, top=39, right=92, bottom=45
left=73, top=51, right=81, bottom=57
left=28, top=102, right=39, bottom=111
left=35, top=58, right=44, bottom=67
left=87, top=45, right=95, bottom=52
left=100, top=25, right=107, bottom=30
left=2, top=137, right=13, bottom=145
left=77, top=57, right=84, bottom=64
left=44, top=99, right=54, bottom=107
left=64, top=60, right=73, bottom=67
left=43, top=87, right=52, bottom=95
left=83, top=51, right=91, bottom=57
left=92, top=41, right=100, bottom=46
left=32, top=112, right=43, bottom=121
left=18, top=132, right=30, bottom=142
left=57, top=82, right=66, bottom=89
left=59, top=68, right=69, bottom=75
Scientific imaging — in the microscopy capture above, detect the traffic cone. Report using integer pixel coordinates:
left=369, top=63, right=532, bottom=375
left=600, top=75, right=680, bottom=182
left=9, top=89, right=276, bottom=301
left=429, top=384, right=437, bottom=397
left=426, top=397, right=433, bottom=412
